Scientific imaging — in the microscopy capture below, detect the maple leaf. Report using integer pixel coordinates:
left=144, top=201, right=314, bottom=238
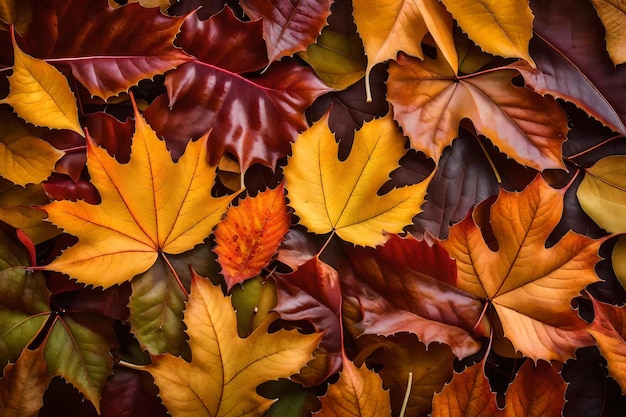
left=431, top=361, right=499, bottom=417
left=1, top=34, right=82, bottom=137
left=284, top=112, right=432, bottom=247
left=22, top=0, right=192, bottom=99
left=440, top=0, right=535, bottom=65
left=316, top=352, right=391, bottom=417
left=144, top=8, right=331, bottom=170
left=141, top=272, right=321, bottom=417
left=352, top=0, right=457, bottom=101
left=590, top=0, right=626, bottom=66
left=577, top=155, right=626, bottom=233
left=214, top=184, right=290, bottom=291
left=442, top=175, right=602, bottom=362
left=588, top=296, right=626, bottom=393
left=387, top=51, right=568, bottom=170
left=345, top=235, right=486, bottom=357
left=43, top=99, right=235, bottom=287
left=240, top=0, right=333, bottom=63
left=0, top=345, right=51, bottom=417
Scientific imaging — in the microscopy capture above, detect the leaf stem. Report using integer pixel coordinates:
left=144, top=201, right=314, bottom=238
left=474, top=135, right=501, bottom=184
left=566, top=134, right=624, bottom=160
left=316, top=230, right=335, bottom=258
left=161, top=252, right=188, bottom=298
left=398, top=372, right=413, bottom=417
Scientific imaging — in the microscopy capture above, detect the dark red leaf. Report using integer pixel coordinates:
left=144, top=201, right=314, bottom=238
left=100, top=368, right=169, bottom=417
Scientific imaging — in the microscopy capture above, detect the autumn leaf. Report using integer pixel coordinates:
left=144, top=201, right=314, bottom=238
left=588, top=296, right=626, bottom=393
left=591, top=0, right=626, bottom=66
left=577, top=155, right=626, bottom=233
left=440, top=0, right=535, bottom=65
left=502, top=360, right=566, bottom=417
left=345, top=235, right=486, bottom=358
left=443, top=175, right=602, bottom=362
left=431, top=361, right=499, bottom=417
left=0, top=107, right=64, bottom=186
left=144, top=8, right=331, bottom=170
left=0, top=0, right=32, bottom=34
left=316, top=352, right=391, bottom=417
left=1, top=33, right=82, bottom=136
left=142, top=272, right=321, bottom=417
left=387, top=51, right=568, bottom=170
left=22, top=0, right=192, bottom=99
left=214, top=184, right=290, bottom=291
left=298, top=0, right=366, bottom=90
left=43, top=99, right=235, bottom=287
left=0, top=345, right=51, bottom=417
left=284, top=112, right=432, bottom=247
left=240, top=0, right=333, bottom=63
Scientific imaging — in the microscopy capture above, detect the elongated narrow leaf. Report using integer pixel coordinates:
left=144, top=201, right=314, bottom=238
left=1, top=36, right=82, bottom=136
left=214, top=184, right=290, bottom=291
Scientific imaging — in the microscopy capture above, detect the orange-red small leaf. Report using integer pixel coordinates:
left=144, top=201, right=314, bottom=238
left=214, top=184, right=290, bottom=291
left=503, top=360, right=566, bottom=417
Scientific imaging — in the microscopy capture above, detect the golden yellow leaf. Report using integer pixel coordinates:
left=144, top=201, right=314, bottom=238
left=0, top=0, right=32, bottom=34
left=0, top=34, right=83, bottom=136
left=612, top=235, right=626, bottom=291
left=577, top=155, right=626, bottom=233
left=43, top=100, right=235, bottom=287
left=352, top=0, right=457, bottom=100
left=284, top=112, right=432, bottom=247
left=317, top=353, right=391, bottom=417
left=591, top=0, right=626, bottom=66
left=0, top=107, right=63, bottom=186
left=440, top=0, right=535, bottom=65
left=143, top=272, right=321, bottom=417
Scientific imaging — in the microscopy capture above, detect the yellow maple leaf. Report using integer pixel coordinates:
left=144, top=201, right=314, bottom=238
left=284, top=112, right=432, bottom=247
left=0, top=32, right=83, bottom=137
left=42, top=100, right=235, bottom=287
left=141, top=272, right=321, bottom=417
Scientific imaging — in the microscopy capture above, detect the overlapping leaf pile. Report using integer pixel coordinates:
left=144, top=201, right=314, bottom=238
left=0, top=0, right=625, bottom=416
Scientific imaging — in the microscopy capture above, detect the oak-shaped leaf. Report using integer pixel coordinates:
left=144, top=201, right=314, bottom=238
left=1, top=35, right=82, bottom=136
left=284, top=112, right=432, bottom=247
left=240, top=0, right=333, bottom=63
left=144, top=8, right=331, bottom=170
left=43, top=101, right=235, bottom=287
left=440, top=0, right=534, bottom=65
left=519, top=0, right=626, bottom=135
left=345, top=235, right=486, bottom=358
left=214, top=184, right=290, bottom=291
left=141, top=272, right=322, bottom=417
left=442, top=175, right=602, bottom=362
left=316, top=352, right=391, bottom=417
left=22, top=0, right=192, bottom=99
left=588, top=296, right=626, bottom=393
left=0, top=345, right=51, bottom=417
left=431, top=361, right=499, bottom=417
left=387, top=51, right=568, bottom=170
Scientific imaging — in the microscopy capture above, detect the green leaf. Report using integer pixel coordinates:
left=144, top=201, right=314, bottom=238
left=44, top=314, right=114, bottom=414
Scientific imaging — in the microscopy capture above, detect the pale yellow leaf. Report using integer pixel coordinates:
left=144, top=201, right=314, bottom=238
left=592, top=0, right=626, bottom=66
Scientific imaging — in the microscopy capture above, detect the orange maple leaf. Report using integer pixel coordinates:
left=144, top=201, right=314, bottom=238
left=443, top=175, right=603, bottom=362
left=42, top=99, right=236, bottom=288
